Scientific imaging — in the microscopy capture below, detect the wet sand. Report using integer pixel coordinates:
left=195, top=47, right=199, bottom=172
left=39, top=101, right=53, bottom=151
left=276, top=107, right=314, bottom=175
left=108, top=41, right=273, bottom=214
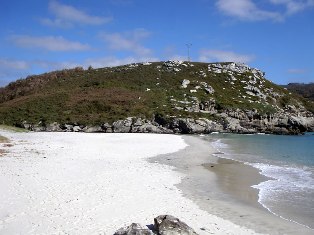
left=151, top=135, right=314, bottom=235
left=203, top=157, right=269, bottom=209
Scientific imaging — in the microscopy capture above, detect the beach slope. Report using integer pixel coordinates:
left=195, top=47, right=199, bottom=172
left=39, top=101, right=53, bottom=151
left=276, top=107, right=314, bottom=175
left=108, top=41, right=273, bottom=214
left=0, top=131, right=262, bottom=235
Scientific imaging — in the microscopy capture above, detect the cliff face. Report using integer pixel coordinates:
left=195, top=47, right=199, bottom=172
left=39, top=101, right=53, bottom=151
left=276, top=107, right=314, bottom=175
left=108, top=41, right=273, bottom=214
left=1, top=61, right=313, bottom=134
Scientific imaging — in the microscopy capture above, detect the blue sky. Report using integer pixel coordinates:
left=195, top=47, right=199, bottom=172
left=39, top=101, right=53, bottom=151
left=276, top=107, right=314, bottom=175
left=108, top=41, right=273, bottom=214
left=0, top=0, right=313, bottom=86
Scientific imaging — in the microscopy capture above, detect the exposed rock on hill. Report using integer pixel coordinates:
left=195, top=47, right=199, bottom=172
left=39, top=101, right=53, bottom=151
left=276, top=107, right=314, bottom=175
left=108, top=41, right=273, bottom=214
left=1, top=61, right=313, bottom=134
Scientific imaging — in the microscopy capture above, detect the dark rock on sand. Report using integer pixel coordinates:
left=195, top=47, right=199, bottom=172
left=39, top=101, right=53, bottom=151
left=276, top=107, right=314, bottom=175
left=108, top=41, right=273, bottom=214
left=154, top=215, right=198, bottom=235
left=113, top=215, right=198, bottom=235
left=114, top=223, right=153, bottom=235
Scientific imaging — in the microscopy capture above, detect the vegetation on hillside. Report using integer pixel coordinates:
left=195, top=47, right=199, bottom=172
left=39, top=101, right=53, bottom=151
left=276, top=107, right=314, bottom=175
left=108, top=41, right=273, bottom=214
left=0, top=61, right=312, bottom=126
left=281, top=83, right=314, bottom=113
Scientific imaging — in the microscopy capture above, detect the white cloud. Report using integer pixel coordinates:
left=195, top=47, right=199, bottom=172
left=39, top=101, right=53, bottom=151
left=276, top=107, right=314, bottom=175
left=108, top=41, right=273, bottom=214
left=40, top=18, right=72, bottom=28
left=168, top=55, right=188, bottom=61
left=0, top=59, right=31, bottom=87
left=0, top=56, right=160, bottom=87
left=0, top=59, right=30, bottom=70
left=11, top=35, right=91, bottom=51
left=216, top=0, right=283, bottom=21
left=287, top=68, right=307, bottom=74
left=100, top=29, right=152, bottom=56
left=216, top=0, right=314, bottom=21
left=85, top=56, right=159, bottom=68
left=269, top=0, right=314, bottom=14
left=41, top=1, right=112, bottom=27
left=199, top=49, right=254, bottom=63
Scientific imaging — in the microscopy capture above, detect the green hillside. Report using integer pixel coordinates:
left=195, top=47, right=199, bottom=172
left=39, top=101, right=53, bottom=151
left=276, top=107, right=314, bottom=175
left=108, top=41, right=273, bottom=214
left=283, top=83, right=314, bottom=101
left=0, top=61, right=313, bottom=129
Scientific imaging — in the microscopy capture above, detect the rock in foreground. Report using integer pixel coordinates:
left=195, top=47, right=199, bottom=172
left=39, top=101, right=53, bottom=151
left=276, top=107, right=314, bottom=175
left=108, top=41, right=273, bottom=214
left=114, top=215, right=198, bottom=235
left=154, top=215, right=198, bottom=235
left=114, top=223, right=153, bottom=235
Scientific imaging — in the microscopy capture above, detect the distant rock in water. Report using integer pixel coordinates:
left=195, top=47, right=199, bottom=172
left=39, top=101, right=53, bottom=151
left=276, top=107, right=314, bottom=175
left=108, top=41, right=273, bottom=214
left=113, top=215, right=198, bottom=235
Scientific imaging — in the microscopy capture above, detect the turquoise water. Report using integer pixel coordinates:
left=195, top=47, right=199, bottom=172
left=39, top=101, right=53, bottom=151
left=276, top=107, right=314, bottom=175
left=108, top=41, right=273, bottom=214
left=205, top=133, right=314, bottom=229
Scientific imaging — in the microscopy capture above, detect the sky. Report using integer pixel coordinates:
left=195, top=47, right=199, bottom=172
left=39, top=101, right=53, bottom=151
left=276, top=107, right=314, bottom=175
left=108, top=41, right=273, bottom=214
left=0, top=0, right=314, bottom=87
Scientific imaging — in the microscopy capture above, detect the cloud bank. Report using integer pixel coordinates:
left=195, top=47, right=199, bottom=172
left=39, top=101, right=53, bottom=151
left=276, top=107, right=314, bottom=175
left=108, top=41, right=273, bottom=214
left=216, top=0, right=314, bottom=21
left=199, top=49, right=254, bottom=63
left=41, top=0, right=112, bottom=27
left=11, top=35, right=91, bottom=51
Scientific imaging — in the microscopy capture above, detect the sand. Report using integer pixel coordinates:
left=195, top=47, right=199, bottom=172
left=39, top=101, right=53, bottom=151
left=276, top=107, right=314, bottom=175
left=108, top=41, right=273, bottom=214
left=152, top=135, right=314, bottom=235
left=0, top=130, right=261, bottom=235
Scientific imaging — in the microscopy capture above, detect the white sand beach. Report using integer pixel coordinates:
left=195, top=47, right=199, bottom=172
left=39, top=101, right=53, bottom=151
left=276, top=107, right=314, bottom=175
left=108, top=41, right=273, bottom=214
left=0, top=130, right=262, bottom=235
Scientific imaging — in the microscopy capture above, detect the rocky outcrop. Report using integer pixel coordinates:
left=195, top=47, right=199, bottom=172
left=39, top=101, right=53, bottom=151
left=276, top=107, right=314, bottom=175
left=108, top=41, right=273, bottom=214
left=114, top=215, right=198, bottom=235
left=113, top=118, right=133, bottom=133
left=20, top=111, right=314, bottom=135
left=46, top=122, right=62, bottom=132
left=181, top=79, right=190, bottom=88
left=170, top=118, right=223, bottom=134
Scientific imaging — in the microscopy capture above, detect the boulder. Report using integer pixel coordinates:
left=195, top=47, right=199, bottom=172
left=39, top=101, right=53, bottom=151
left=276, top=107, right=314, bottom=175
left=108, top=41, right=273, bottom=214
left=114, top=223, right=153, bottom=235
left=181, top=79, right=190, bottom=88
left=103, top=123, right=113, bottom=133
left=32, top=125, right=46, bottom=132
left=154, top=215, right=198, bottom=235
left=171, top=118, right=223, bottom=134
left=83, top=125, right=103, bottom=133
left=21, top=121, right=32, bottom=130
left=306, top=117, right=314, bottom=131
left=131, top=118, right=173, bottom=134
left=224, top=117, right=256, bottom=134
left=113, top=118, right=132, bottom=133
left=172, top=118, right=206, bottom=134
left=288, top=116, right=308, bottom=132
left=73, top=126, right=81, bottom=132
left=133, top=123, right=173, bottom=134
left=62, top=124, right=73, bottom=132
left=46, top=122, right=62, bottom=132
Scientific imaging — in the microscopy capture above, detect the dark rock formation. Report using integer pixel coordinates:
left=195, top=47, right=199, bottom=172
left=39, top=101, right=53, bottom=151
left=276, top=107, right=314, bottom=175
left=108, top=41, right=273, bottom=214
left=113, top=118, right=133, bottom=133
left=113, top=215, right=198, bottom=235
left=154, top=215, right=198, bottom=235
left=20, top=107, right=314, bottom=135
left=170, top=118, right=223, bottom=134
left=114, top=223, right=153, bottom=235
left=45, top=122, right=62, bottom=132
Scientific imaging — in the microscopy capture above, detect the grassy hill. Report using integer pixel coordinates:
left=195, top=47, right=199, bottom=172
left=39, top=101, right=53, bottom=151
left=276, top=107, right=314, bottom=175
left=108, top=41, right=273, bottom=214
left=283, top=83, right=314, bottom=101
left=0, top=61, right=313, bottom=127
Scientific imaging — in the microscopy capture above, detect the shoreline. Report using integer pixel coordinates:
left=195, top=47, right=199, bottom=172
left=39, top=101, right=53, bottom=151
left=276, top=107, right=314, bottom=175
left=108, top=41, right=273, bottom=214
left=1, top=130, right=313, bottom=234
left=151, top=135, right=314, bottom=235
left=203, top=157, right=268, bottom=210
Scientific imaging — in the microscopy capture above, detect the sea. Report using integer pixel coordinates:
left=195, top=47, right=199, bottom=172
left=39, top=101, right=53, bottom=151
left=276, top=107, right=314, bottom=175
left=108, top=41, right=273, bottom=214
left=203, top=133, right=314, bottom=230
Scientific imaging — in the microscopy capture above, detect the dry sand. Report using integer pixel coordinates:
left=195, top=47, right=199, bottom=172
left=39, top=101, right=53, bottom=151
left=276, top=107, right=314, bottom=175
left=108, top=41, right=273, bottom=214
left=0, top=130, right=262, bottom=235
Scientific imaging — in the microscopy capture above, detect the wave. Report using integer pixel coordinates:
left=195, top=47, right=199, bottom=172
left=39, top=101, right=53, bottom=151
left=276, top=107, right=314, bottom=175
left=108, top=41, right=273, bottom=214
left=209, top=137, right=314, bottom=229
left=251, top=164, right=314, bottom=230
left=251, top=163, right=314, bottom=190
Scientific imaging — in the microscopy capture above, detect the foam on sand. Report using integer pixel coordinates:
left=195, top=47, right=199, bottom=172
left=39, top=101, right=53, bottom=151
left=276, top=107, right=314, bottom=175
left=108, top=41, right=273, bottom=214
left=0, top=131, right=261, bottom=234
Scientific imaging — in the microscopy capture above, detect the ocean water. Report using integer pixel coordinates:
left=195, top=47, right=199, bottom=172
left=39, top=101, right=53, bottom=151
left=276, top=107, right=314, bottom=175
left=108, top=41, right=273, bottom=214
left=205, top=133, right=314, bottom=229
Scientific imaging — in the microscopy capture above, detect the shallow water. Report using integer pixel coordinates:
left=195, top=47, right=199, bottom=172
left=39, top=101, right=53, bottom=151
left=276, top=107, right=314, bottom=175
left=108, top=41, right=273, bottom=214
left=203, top=133, right=314, bottom=229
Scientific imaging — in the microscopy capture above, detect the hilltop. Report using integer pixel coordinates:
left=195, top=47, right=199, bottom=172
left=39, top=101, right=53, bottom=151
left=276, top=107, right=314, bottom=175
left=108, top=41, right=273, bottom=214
left=283, top=83, right=314, bottom=101
left=0, top=61, right=313, bottom=134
